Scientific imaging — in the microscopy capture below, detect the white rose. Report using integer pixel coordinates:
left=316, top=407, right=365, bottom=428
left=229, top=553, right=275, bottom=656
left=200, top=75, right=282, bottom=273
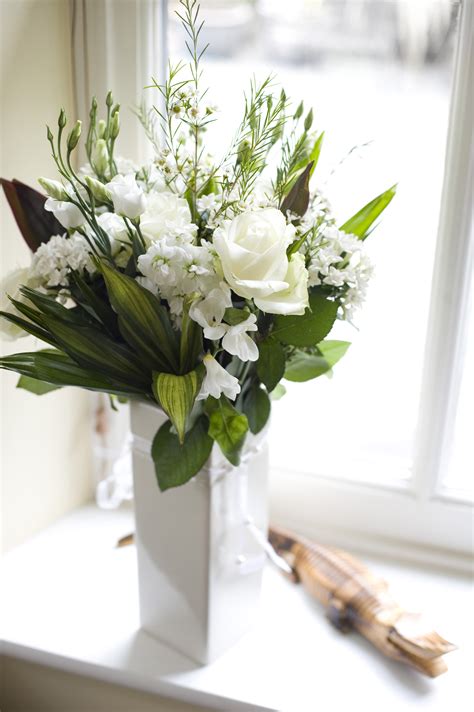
left=44, top=198, right=86, bottom=229
left=0, top=267, right=31, bottom=340
left=140, top=191, right=196, bottom=243
left=106, top=174, right=146, bottom=220
left=213, top=208, right=295, bottom=300
left=254, top=252, right=309, bottom=316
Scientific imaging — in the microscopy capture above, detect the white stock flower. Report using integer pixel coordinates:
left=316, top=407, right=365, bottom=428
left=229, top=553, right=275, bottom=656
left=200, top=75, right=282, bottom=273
left=106, top=174, right=146, bottom=219
left=255, top=253, right=309, bottom=316
left=0, top=267, right=31, bottom=340
left=189, top=285, right=232, bottom=339
left=213, top=208, right=295, bottom=300
left=222, top=313, right=259, bottom=362
left=140, top=191, right=196, bottom=244
left=197, top=353, right=241, bottom=401
left=30, top=234, right=93, bottom=288
left=44, top=198, right=86, bottom=229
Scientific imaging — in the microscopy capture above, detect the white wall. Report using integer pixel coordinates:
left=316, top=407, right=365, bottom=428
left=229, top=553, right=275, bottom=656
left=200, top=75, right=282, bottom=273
left=0, top=0, right=93, bottom=553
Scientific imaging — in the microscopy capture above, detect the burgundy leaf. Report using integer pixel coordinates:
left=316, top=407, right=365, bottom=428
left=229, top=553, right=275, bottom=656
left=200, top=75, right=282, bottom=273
left=1, top=178, right=63, bottom=251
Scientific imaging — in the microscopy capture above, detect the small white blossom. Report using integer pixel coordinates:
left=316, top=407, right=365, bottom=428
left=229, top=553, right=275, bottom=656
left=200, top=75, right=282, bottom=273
left=189, top=285, right=232, bottom=340
left=222, top=314, right=259, bottom=362
left=197, top=353, right=240, bottom=401
left=30, top=234, right=93, bottom=288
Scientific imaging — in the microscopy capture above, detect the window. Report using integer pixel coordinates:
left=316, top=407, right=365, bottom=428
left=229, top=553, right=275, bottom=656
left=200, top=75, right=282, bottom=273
left=74, top=0, right=473, bottom=568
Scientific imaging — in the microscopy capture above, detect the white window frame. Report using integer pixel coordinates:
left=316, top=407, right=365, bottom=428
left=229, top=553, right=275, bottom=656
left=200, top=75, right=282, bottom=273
left=72, top=0, right=473, bottom=571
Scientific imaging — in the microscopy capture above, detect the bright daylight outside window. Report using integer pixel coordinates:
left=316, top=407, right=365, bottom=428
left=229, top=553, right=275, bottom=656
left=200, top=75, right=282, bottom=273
left=169, top=0, right=472, bottom=503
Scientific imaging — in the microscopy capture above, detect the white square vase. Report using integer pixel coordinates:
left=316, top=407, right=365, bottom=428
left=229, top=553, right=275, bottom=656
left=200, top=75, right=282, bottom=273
left=130, top=402, right=269, bottom=664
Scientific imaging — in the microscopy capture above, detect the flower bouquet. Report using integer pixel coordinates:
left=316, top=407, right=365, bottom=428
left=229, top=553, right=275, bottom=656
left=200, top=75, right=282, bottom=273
left=0, top=0, right=395, bottom=662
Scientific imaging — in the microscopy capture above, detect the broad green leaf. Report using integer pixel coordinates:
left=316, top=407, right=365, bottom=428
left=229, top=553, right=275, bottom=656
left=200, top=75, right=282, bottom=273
left=17, top=375, right=62, bottom=395
left=243, top=384, right=271, bottom=434
left=340, top=185, right=396, bottom=239
left=179, top=300, right=203, bottom=373
left=256, top=337, right=286, bottom=392
left=0, top=350, right=146, bottom=399
left=284, top=341, right=350, bottom=382
left=224, top=307, right=251, bottom=326
left=270, top=383, right=286, bottom=400
left=271, top=292, right=339, bottom=347
left=19, top=286, right=92, bottom=326
left=152, top=369, right=203, bottom=444
left=205, top=395, right=249, bottom=466
left=280, top=161, right=313, bottom=217
left=284, top=351, right=330, bottom=382
left=151, top=415, right=213, bottom=491
left=99, top=261, right=178, bottom=372
left=318, top=340, right=351, bottom=366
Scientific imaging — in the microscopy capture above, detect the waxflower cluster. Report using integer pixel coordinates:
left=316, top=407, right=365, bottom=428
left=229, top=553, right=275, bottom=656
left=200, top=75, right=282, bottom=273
left=0, top=0, right=394, bottom=488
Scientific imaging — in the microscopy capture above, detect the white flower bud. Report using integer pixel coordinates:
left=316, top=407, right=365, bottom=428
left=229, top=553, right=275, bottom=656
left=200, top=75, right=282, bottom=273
left=38, top=177, right=69, bottom=201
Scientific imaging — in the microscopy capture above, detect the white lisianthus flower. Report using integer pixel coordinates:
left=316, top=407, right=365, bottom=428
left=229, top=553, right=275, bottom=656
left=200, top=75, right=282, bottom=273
left=189, top=285, right=232, bottom=340
left=197, top=353, right=241, bottom=401
left=254, top=253, right=309, bottom=316
left=140, top=191, right=197, bottom=244
left=0, top=267, right=31, bottom=340
left=222, top=313, right=259, bottom=362
left=44, top=198, right=86, bottom=229
left=96, top=212, right=128, bottom=254
left=106, top=174, right=146, bottom=220
left=213, top=208, right=295, bottom=300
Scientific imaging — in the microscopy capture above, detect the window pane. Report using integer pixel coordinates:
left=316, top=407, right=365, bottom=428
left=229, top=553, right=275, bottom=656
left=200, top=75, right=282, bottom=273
left=169, top=0, right=460, bottom=484
left=443, top=286, right=474, bottom=501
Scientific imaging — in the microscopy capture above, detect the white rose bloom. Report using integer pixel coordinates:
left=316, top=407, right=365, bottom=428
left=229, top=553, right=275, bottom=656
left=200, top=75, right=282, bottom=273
left=189, top=285, right=232, bottom=340
left=140, top=191, right=196, bottom=244
left=197, top=353, right=241, bottom=401
left=222, top=313, right=259, bottom=362
left=213, top=208, right=295, bottom=300
left=44, top=198, right=86, bottom=229
left=106, top=174, right=146, bottom=220
left=0, top=267, right=31, bottom=340
left=255, top=253, right=309, bottom=316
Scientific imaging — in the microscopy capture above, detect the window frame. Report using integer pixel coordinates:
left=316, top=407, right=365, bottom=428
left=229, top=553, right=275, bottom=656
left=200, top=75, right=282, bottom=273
left=73, top=0, right=473, bottom=570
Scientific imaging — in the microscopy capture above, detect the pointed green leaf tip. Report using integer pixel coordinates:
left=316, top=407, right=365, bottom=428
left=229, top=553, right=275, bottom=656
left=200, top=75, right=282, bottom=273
left=340, top=184, right=397, bottom=239
left=152, top=369, right=203, bottom=444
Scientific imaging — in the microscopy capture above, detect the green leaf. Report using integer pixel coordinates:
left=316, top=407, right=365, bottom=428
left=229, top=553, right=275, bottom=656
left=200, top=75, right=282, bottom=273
left=243, top=384, right=271, bottom=434
left=38, top=315, right=149, bottom=389
left=280, top=161, right=313, bottom=217
left=284, top=340, right=351, bottom=382
left=16, top=375, right=62, bottom=395
left=99, top=261, right=178, bottom=372
left=205, top=395, right=248, bottom=466
left=69, top=271, right=119, bottom=337
left=284, top=340, right=350, bottom=382
left=0, top=307, right=56, bottom=346
left=179, top=300, right=203, bottom=373
left=271, top=292, right=339, bottom=347
left=224, top=307, right=251, bottom=326
left=309, top=132, right=324, bottom=176
left=152, top=369, right=203, bottom=444
left=318, top=340, right=351, bottom=366
left=256, top=337, right=286, bottom=392
left=270, top=383, right=286, bottom=400
left=151, top=415, right=213, bottom=491
left=0, top=350, right=146, bottom=399
left=340, top=185, right=396, bottom=239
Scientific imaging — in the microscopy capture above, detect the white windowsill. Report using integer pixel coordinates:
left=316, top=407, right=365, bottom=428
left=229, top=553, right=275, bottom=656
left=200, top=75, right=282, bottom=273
left=1, top=505, right=473, bottom=712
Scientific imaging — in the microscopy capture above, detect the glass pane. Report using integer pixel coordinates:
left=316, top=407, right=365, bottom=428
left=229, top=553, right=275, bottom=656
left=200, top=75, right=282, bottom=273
left=443, top=283, right=474, bottom=501
left=169, top=0, right=460, bottom=484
